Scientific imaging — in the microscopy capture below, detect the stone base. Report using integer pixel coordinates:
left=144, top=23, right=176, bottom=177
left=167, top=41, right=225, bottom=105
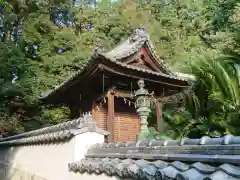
left=137, top=129, right=155, bottom=140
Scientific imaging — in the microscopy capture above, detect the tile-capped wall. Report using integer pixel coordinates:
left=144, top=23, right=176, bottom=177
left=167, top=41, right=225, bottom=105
left=69, top=135, right=240, bottom=180
left=0, top=114, right=108, bottom=180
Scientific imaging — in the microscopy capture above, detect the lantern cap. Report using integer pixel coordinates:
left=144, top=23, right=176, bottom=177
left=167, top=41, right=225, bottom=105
left=134, top=79, right=150, bottom=97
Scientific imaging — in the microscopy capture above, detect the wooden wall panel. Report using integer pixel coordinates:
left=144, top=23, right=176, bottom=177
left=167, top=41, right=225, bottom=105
left=92, top=98, right=140, bottom=142
left=92, top=103, right=107, bottom=131
left=113, top=112, right=140, bottom=142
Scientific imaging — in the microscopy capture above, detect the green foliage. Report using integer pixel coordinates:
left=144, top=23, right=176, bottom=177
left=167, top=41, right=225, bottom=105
left=0, top=0, right=240, bottom=138
left=156, top=2, right=240, bottom=139
left=42, top=106, right=70, bottom=124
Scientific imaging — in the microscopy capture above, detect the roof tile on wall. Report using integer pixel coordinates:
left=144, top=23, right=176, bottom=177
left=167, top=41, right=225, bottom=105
left=69, top=158, right=240, bottom=180
left=69, top=135, right=240, bottom=180
left=0, top=114, right=109, bottom=146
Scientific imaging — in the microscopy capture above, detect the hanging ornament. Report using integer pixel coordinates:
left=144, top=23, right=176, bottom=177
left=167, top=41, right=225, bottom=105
left=103, top=97, right=106, bottom=103
left=128, top=100, right=131, bottom=106
left=124, top=98, right=126, bottom=103
left=96, top=106, right=100, bottom=111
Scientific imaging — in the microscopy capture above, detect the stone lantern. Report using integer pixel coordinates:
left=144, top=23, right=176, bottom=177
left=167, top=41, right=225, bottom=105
left=134, top=79, right=154, bottom=140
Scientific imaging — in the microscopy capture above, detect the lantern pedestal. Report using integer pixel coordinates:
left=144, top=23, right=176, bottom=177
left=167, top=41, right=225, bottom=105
left=136, top=107, right=154, bottom=140
left=134, top=79, right=155, bottom=140
left=137, top=129, right=154, bottom=140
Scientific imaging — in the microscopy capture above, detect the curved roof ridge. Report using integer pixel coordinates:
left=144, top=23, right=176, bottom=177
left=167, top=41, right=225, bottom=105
left=104, top=27, right=175, bottom=75
left=88, top=135, right=240, bottom=149
left=105, top=28, right=147, bottom=61
left=0, top=113, right=109, bottom=144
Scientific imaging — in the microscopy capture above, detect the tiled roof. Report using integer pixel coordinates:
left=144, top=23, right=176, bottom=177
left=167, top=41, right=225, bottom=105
left=0, top=113, right=109, bottom=145
left=174, top=72, right=196, bottom=81
left=40, top=28, right=190, bottom=100
left=69, top=135, right=240, bottom=180
left=105, top=27, right=172, bottom=75
left=69, top=158, right=240, bottom=180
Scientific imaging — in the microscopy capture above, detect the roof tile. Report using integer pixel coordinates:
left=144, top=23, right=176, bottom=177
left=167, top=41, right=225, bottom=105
left=203, top=170, right=240, bottom=180
left=0, top=114, right=109, bottom=145
left=218, top=164, right=240, bottom=177
left=159, top=165, right=181, bottom=179
left=69, top=136, right=240, bottom=179
left=177, top=168, right=208, bottom=180
left=69, top=158, right=240, bottom=180
left=191, top=162, right=216, bottom=173
left=170, top=161, right=190, bottom=171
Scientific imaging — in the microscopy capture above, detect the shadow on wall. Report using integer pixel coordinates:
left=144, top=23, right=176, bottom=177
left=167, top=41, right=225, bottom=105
left=0, top=113, right=110, bottom=180
left=0, top=142, right=64, bottom=180
left=0, top=146, right=21, bottom=180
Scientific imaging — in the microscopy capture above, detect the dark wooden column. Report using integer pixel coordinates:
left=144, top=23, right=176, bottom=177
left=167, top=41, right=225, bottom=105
left=155, top=101, right=163, bottom=132
left=107, top=90, right=115, bottom=142
left=69, top=105, right=82, bottom=118
left=91, top=102, right=96, bottom=120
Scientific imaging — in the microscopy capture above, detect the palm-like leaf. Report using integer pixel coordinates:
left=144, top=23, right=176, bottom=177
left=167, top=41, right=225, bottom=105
left=162, top=49, right=240, bottom=138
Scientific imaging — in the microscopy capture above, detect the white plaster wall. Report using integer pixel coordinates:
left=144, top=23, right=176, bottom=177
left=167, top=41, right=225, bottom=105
left=73, top=132, right=105, bottom=161
left=71, top=173, right=123, bottom=180
left=0, top=132, right=109, bottom=180
left=70, top=132, right=122, bottom=180
left=0, top=139, right=75, bottom=180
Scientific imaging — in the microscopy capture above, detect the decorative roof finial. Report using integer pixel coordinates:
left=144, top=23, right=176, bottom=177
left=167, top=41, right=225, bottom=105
left=136, top=25, right=148, bottom=37
left=83, top=112, right=93, bottom=123
left=129, top=26, right=148, bottom=43
left=92, top=46, right=99, bottom=57
left=92, top=43, right=105, bottom=58
left=140, top=24, right=147, bottom=32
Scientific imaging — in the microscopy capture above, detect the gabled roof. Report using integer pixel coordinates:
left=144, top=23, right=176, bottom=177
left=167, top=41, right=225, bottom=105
left=69, top=135, right=240, bottom=180
left=104, top=27, right=172, bottom=74
left=41, top=27, right=191, bottom=100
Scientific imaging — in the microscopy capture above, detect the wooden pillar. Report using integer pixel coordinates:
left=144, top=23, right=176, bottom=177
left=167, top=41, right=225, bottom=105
left=69, top=105, right=82, bottom=118
left=91, top=102, right=96, bottom=120
left=107, top=90, right=115, bottom=142
left=155, top=101, right=163, bottom=132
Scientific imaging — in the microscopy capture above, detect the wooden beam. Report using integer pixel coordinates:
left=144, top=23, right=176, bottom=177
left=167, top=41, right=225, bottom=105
left=124, top=51, right=141, bottom=64
left=96, top=86, right=116, bottom=102
left=113, top=89, right=134, bottom=99
left=113, top=89, right=167, bottom=100
left=107, top=90, right=115, bottom=142
left=99, top=64, right=189, bottom=88
left=155, top=101, right=163, bottom=132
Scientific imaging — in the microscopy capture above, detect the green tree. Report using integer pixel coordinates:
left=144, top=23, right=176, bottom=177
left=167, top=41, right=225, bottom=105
left=1, top=0, right=239, bottom=138
left=158, top=2, right=240, bottom=138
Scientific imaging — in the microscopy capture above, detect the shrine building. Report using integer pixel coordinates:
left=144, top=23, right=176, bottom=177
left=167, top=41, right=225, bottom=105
left=41, top=27, right=191, bottom=142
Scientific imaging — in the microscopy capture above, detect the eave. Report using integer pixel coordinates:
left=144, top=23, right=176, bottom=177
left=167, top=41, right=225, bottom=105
left=98, top=54, right=189, bottom=88
left=41, top=53, right=190, bottom=104
left=40, top=27, right=193, bottom=104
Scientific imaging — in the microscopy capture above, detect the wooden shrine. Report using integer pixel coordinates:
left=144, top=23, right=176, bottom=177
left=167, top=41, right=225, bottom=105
left=41, top=27, right=190, bottom=142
